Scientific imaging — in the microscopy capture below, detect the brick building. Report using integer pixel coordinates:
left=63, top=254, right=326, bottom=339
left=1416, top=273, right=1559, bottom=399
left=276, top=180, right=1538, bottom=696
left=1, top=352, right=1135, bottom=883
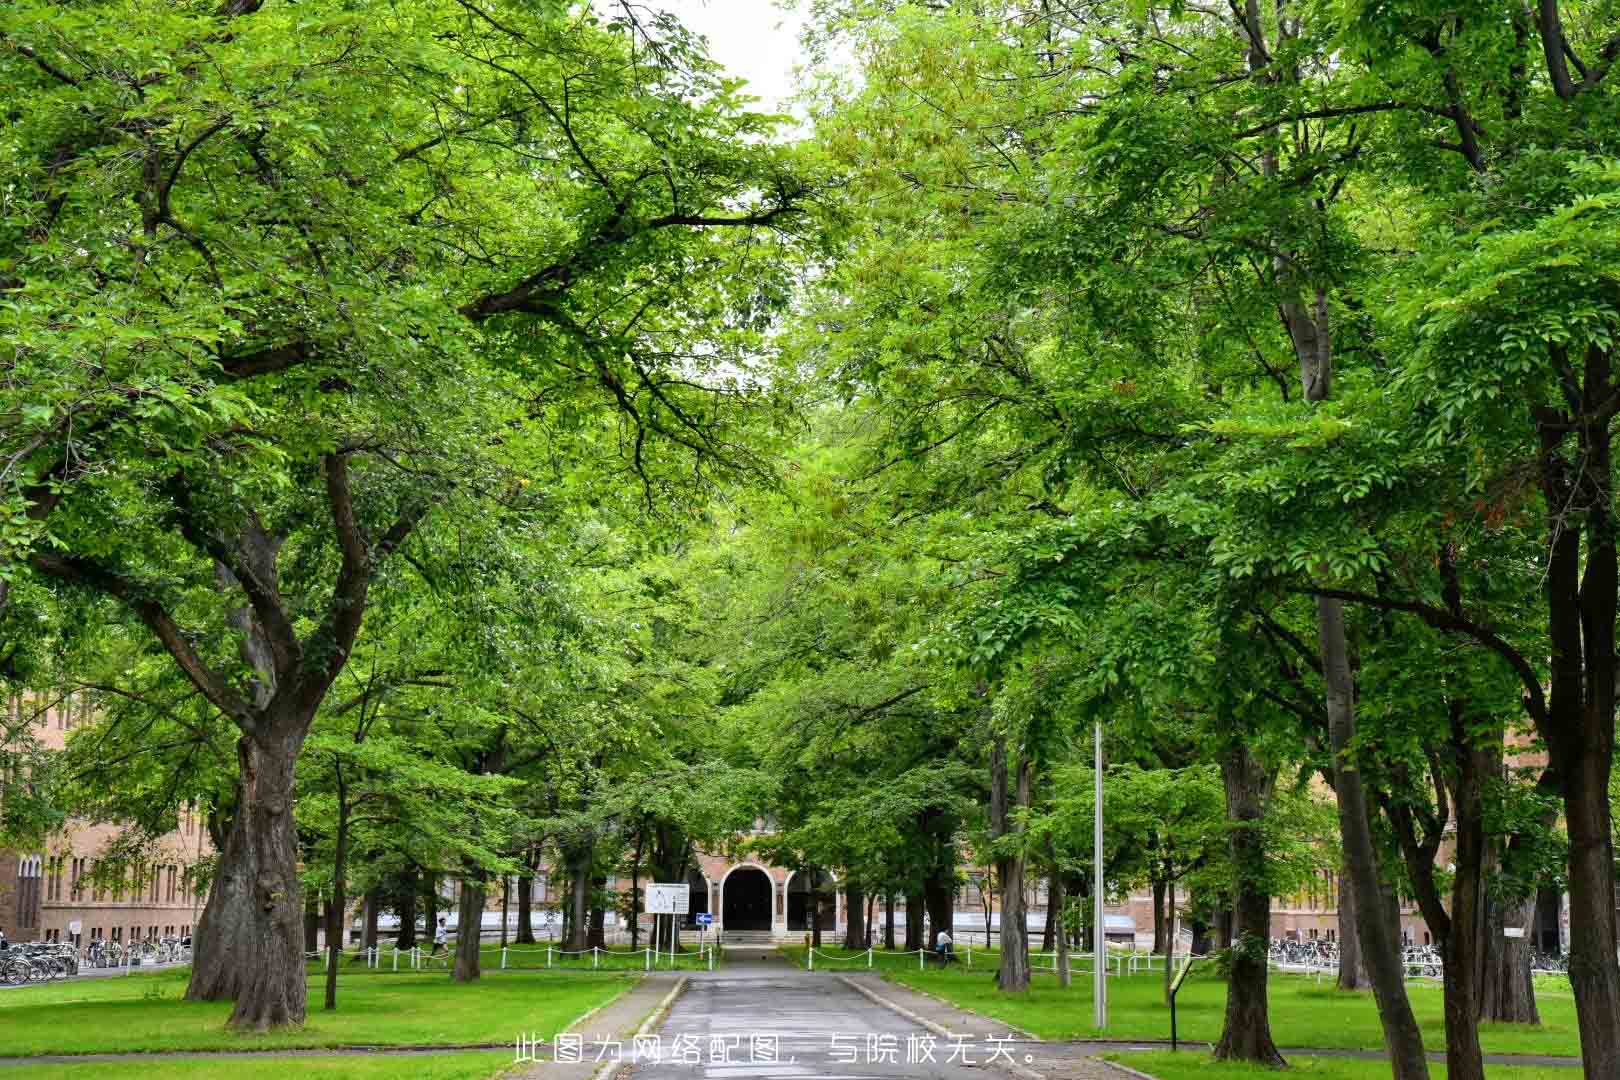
left=0, top=694, right=211, bottom=948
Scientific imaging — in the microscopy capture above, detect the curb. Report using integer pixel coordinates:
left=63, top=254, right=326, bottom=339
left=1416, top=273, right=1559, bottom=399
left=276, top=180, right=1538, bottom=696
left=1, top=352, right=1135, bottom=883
left=836, top=975, right=1043, bottom=1080
left=863, top=973, right=1039, bottom=1040
left=1096, top=1058, right=1160, bottom=1080
left=596, top=976, right=688, bottom=1080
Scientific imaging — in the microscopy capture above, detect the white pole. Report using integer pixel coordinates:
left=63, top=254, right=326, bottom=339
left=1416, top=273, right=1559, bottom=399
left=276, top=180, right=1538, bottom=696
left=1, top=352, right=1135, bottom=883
left=1094, top=720, right=1107, bottom=1030
left=868, top=948, right=873, bottom=969
left=501, top=947, right=508, bottom=970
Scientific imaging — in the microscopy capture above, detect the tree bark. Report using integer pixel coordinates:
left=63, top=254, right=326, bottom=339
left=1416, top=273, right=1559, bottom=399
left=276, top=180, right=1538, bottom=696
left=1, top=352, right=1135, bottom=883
left=1052, top=868, right=1070, bottom=987
left=844, top=885, right=866, bottom=950
left=185, top=731, right=307, bottom=1030
left=587, top=875, right=606, bottom=950
left=1321, top=598, right=1431, bottom=1079
left=565, top=844, right=591, bottom=951
left=303, top=896, right=322, bottom=955
left=515, top=872, right=535, bottom=946
left=1481, top=893, right=1540, bottom=1023
left=453, top=875, right=484, bottom=981
left=904, top=891, right=924, bottom=951
left=1336, top=869, right=1372, bottom=991
left=923, top=872, right=953, bottom=952
left=1151, top=875, right=1168, bottom=955
left=1212, top=742, right=1284, bottom=1066
left=990, top=736, right=1032, bottom=992
left=396, top=867, right=418, bottom=950
left=361, top=888, right=379, bottom=954
left=884, top=892, right=896, bottom=950
left=1041, top=882, right=1057, bottom=953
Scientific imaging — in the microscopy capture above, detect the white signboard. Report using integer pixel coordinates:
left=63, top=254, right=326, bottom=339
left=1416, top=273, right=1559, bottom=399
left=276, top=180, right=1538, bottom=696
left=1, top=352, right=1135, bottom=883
left=647, top=882, right=690, bottom=915
left=1504, top=927, right=1526, bottom=939
left=68, top=920, right=82, bottom=935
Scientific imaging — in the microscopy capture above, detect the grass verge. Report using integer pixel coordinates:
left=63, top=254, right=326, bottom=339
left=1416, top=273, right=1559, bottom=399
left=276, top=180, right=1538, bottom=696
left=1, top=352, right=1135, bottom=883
left=1107, top=1051, right=1576, bottom=1078
left=885, top=967, right=1580, bottom=1059
left=0, top=1052, right=514, bottom=1080
left=0, top=967, right=633, bottom=1056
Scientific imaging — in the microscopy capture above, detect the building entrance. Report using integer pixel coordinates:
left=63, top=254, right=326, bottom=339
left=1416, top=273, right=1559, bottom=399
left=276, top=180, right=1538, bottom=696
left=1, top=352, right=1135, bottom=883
left=722, top=867, right=772, bottom=932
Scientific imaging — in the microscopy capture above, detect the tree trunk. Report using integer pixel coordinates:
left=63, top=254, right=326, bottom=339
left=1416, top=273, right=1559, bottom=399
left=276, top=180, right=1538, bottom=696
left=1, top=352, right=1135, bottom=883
left=990, top=737, right=1032, bottom=993
left=1481, top=893, right=1540, bottom=1023
left=1212, top=742, right=1284, bottom=1066
left=810, top=868, right=824, bottom=950
left=565, top=845, right=591, bottom=952
left=924, top=872, right=953, bottom=951
left=1560, top=746, right=1620, bottom=1073
left=515, top=872, right=535, bottom=946
left=423, top=872, right=437, bottom=948
left=1041, top=882, right=1057, bottom=953
left=500, top=877, right=509, bottom=949
left=396, top=868, right=418, bottom=950
left=1053, top=870, right=1070, bottom=988
left=1151, top=876, right=1168, bottom=955
left=361, top=889, right=379, bottom=953
left=587, top=876, right=606, bottom=950
left=303, top=896, right=322, bottom=955
left=453, top=875, right=484, bottom=981
left=1336, top=869, right=1372, bottom=991
left=844, top=885, right=866, bottom=949
left=904, top=891, right=924, bottom=952
left=1320, top=598, right=1431, bottom=1079
left=884, top=892, right=896, bottom=950
left=865, top=891, right=876, bottom=949
left=323, top=756, right=349, bottom=1012
left=184, top=731, right=307, bottom=1030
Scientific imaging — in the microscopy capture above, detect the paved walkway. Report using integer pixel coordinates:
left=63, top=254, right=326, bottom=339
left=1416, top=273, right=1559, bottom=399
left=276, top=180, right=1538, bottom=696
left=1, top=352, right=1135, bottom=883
left=517, top=973, right=685, bottom=1079
left=606, top=950, right=1131, bottom=1080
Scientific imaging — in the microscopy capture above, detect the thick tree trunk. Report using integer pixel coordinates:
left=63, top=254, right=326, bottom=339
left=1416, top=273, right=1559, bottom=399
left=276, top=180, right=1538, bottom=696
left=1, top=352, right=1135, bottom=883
left=904, top=891, right=924, bottom=952
left=587, top=876, right=606, bottom=950
left=1560, top=749, right=1620, bottom=1073
left=1151, top=876, right=1168, bottom=955
left=396, top=868, right=418, bottom=950
left=1041, top=883, right=1057, bottom=953
left=1336, top=869, right=1372, bottom=991
left=453, top=876, right=484, bottom=981
left=1320, top=598, right=1431, bottom=1079
left=924, top=873, right=953, bottom=951
left=865, top=891, right=876, bottom=949
left=844, top=885, right=866, bottom=950
left=1481, top=893, right=1540, bottom=1023
left=990, top=737, right=1032, bottom=992
left=516, top=873, right=535, bottom=946
left=361, top=889, right=379, bottom=953
left=1212, top=742, right=1284, bottom=1066
left=565, top=845, right=591, bottom=952
left=884, top=892, right=896, bottom=950
left=185, top=731, right=306, bottom=1030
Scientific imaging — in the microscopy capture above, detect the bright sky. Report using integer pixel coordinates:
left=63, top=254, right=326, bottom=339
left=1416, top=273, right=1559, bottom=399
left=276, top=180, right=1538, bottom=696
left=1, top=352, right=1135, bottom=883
left=649, top=1, right=814, bottom=116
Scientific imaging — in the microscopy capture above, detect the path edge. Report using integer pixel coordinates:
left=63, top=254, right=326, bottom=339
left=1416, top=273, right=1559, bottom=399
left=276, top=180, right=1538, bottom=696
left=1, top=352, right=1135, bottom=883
left=836, top=975, right=1044, bottom=1080
left=595, top=975, right=688, bottom=1080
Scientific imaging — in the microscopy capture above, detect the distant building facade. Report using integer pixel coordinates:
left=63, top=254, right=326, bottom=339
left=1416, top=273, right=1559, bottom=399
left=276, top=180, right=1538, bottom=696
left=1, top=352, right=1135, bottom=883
left=0, top=694, right=211, bottom=947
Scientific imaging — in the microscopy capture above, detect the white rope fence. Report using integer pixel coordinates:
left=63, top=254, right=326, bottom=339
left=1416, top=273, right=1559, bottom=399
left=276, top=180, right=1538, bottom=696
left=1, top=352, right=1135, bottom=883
left=498, top=944, right=718, bottom=972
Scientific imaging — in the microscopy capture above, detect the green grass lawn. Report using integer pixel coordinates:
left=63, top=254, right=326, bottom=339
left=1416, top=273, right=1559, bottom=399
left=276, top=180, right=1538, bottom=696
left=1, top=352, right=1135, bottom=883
left=0, top=967, right=634, bottom=1056
left=0, top=1053, right=514, bottom=1080
left=886, top=967, right=1581, bottom=1059
left=1108, top=1052, right=1576, bottom=1079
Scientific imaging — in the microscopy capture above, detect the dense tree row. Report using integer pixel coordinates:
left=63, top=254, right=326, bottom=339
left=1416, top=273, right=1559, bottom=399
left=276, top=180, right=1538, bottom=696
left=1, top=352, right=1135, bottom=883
left=3, top=1, right=1618, bottom=1077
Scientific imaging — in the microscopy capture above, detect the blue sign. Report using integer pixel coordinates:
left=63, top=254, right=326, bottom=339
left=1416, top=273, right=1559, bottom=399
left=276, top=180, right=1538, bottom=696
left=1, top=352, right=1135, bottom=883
left=696, top=913, right=713, bottom=927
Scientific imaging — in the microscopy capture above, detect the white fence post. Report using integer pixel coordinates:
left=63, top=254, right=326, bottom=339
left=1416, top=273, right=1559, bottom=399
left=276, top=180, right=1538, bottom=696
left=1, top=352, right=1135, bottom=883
left=593, top=946, right=599, bottom=970
left=547, top=945, right=552, bottom=969
left=645, top=948, right=652, bottom=972
left=808, top=948, right=814, bottom=971
left=919, top=949, right=924, bottom=971
left=868, top=948, right=873, bottom=970
left=501, top=947, right=508, bottom=970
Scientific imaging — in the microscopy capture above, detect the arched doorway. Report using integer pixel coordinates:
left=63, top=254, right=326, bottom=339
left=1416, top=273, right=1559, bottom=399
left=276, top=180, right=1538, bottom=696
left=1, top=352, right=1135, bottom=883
left=787, top=868, right=836, bottom=932
left=722, top=866, right=772, bottom=932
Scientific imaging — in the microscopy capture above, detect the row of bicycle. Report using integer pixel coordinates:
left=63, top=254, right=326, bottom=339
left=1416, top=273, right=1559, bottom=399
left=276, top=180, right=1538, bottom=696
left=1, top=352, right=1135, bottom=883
left=0, top=936, right=192, bottom=985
